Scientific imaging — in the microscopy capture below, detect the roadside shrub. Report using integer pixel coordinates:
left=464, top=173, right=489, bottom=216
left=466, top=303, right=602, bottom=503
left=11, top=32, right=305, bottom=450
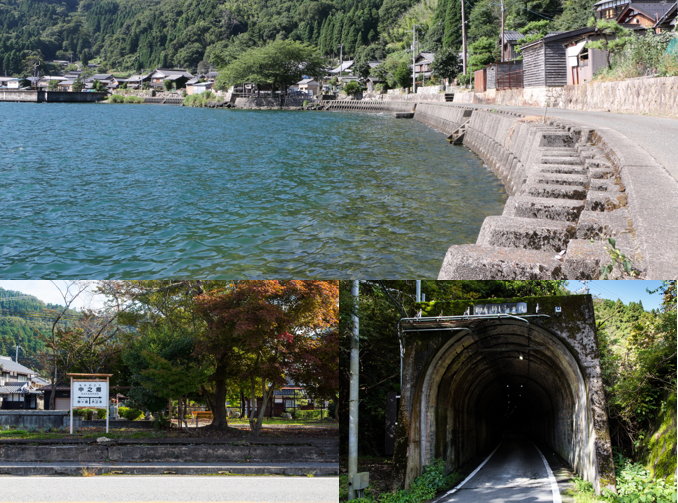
left=108, top=94, right=125, bottom=103
left=153, top=414, right=171, bottom=430
left=123, top=95, right=144, bottom=104
left=73, top=408, right=107, bottom=420
left=380, top=458, right=458, bottom=503
left=595, top=33, right=675, bottom=81
left=119, top=407, right=144, bottom=421
left=606, top=457, right=677, bottom=503
left=344, top=81, right=361, bottom=95
left=25, top=425, right=39, bottom=433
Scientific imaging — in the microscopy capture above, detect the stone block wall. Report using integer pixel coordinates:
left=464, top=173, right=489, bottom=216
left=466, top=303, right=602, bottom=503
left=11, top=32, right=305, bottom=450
left=0, top=410, right=81, bottom=429
left=561, top=76, right=678, bottom=116
left=454, top=87, right=564, bottom=107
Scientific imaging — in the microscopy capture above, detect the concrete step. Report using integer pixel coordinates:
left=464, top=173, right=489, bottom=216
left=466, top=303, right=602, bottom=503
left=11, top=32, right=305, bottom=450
left=503, top=196, right=585, bottom=222
left=476, top=216, right=576, bottom=252
left=438, top=244, right=566, bottom=279
left=576, top=208, right=631, bottom=240
left=524, top=182, right=588, bottom=200
left=530, top=173, right=589, bottom=186
left=536, top=163, right=587, bottom=175
left=585, top=191, right=624, bottom=212
left=0, top=461, right=339, bottom=476
left=589, top=167, right=616, bottom=179
left=540, top=156, right=584, bottom=165
left=538, top=149, right=578, bottom=156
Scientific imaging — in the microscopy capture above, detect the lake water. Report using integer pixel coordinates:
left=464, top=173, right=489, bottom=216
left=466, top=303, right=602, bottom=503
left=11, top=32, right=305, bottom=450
left=0, top=103, right=506, bottom=278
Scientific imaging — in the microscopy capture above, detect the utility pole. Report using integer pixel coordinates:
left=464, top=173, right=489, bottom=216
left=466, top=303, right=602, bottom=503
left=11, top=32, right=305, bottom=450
left=416, top=280, right=421, bottom=303
left=348, top=281, right=360, bottom=500
left=13, top=345, right=23, bottom=363
left=461, top=0, right=467, bottom=76
left=412, top=25, right=420, bottom=92
left=501, top=0, right=505, bottom=62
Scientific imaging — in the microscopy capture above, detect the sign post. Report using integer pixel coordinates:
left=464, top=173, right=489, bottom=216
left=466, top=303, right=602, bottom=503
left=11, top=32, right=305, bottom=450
left=67, top=373, right=113, bottom=434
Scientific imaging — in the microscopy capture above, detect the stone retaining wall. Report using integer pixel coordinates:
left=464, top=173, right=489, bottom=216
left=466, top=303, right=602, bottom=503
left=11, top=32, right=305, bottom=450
left=454, top=87, right=564, bottom=107
left=0, top=410, right=81, bottom=429
left=561, top=76, right=678, bottom=116
left=0, top=90, right=38, bottom=102
left=234, top=96, right=314, bottom=108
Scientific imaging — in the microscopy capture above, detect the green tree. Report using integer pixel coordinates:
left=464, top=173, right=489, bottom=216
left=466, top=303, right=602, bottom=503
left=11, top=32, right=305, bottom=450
left=516, top=20, right=552, bottom=53
left=393, top=61, right=412, bottom=89
left=469, top=36, right=497, bottom=72
left=431, top=46, right=460, bottom=81
left=47, top=80, right=59, bottom=91
left=72, top=76, right=84, bottom=92
left=586, top=18, right=633, bottom=68
left=163, top=79, right=174, bottom=91
left=92, top=79, right=105, bottom=92
left=554, top=0, right=597, bottom=30
left=344, top=80, right=361, bottom=94
left=215, top=40, right=326, bottom=97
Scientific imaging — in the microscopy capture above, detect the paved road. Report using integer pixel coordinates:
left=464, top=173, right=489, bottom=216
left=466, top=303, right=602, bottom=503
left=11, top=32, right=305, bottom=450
left=434, top=437, right=560, bottom=503
left=462, top=103, right=678, bottom=183
left=0, top=476, right=338, bottom=503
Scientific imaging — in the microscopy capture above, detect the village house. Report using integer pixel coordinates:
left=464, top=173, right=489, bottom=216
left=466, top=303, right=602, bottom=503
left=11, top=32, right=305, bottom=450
left=500, top=31, right=525, bottom=61
left=520, top=27, right=596, bottom=88
left=329, top=60, right=354, bottom=75
left=0, top=356, right=43, bottom=410
left=185, top=78, right=213, bottom=95
left=0, top=77, right=21, bottom=89
left=413, top=52, right=436, bottom=80
left=148, top=69, right=194, bottom=89
left=616, top=1, right=677, bottom=31
left=297, top=78, right=320, bottom=96
left=564, top=33, right=610, bottom=85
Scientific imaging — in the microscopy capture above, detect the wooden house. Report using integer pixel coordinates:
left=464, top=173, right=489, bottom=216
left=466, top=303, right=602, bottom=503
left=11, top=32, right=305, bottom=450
left=148, top=69, right=193, bottom=89
left=500, top=31, right=525, bottom=61
left=521, top=28, right=595, bottom=88
left=0, top=356, right=43, bottom=410
left=617, top=2, right=677, bottom=31
left=297, top=78, right=319, bottom=96
left=413, top=52, right=436, bottom=79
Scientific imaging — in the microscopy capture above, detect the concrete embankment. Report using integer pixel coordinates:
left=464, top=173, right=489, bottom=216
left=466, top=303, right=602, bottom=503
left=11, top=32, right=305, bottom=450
left=0, top=90, right=106, bottom=103
left=325, top=100, right=652, bottom=279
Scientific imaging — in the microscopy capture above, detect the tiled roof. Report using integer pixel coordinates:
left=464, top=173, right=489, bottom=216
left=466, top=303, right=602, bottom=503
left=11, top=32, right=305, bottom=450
left=503, top=30, right=525, bottom=42
left=623, top=2, right=676, bottom=19
left=0, top=356, right=38, bottom=375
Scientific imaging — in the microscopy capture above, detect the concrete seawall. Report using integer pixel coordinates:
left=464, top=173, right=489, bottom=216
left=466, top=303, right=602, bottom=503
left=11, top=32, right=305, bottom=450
left=0, top=91, right=107, bottom=103
left=325, top=100, right=649, bottom=279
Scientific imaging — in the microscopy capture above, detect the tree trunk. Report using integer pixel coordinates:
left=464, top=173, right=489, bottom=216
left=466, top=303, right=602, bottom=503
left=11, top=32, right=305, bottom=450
left=240, top=388, right=245, bottom=418
left=334, top=393, right=339, bottom=421
left=250, top=379, right=272, bottom=437
left=210, top=376, right=229, bottom=429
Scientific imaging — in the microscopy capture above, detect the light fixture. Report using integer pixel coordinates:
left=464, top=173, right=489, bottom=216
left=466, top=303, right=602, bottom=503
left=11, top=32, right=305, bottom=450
left=519, top=354, right=524, bottom=360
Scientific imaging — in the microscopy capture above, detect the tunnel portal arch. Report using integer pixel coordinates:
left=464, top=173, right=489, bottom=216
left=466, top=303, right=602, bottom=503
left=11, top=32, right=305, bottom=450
left=395, top=295, right=616, bottom=494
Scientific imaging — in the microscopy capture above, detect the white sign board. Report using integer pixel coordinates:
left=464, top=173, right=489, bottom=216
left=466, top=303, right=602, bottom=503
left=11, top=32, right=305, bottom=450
left=71, top=380, right=108, bottom=409
left=473, top=302, right=528, bottom=315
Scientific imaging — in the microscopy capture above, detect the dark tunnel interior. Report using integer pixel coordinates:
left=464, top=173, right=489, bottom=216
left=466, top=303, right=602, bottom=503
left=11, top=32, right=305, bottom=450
left=425, top=320, right=585, bottom=474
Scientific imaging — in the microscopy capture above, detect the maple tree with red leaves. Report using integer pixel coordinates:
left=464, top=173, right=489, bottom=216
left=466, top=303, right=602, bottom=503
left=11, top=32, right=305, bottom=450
left=195, top=280, right=338, bottom=435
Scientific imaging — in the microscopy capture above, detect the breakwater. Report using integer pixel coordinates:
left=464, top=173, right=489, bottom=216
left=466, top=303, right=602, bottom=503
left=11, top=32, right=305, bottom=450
left=325, top=100, right=642, bottom=279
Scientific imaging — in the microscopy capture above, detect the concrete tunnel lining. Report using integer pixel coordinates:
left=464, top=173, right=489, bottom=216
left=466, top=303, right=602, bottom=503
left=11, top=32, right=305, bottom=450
left=420, top=321, right=586, bottom=470
left=398, top=298, right=616, bottom=494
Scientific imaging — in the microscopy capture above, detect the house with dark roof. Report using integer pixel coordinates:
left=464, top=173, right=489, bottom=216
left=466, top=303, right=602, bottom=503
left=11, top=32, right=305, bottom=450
left=617, top=1, right=677, bottom=31
left=500, top=31, right=525, bottom=61
left=520, top=27, right=596, bottom=88
left=414, top=52, right=436, bottom=79
left=148, top=69, right=194, bottom=89
left=0, top=356, right=43, bottom=410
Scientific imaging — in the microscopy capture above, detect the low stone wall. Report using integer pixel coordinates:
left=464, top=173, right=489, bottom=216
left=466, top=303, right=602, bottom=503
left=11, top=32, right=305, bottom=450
left=0, top=410, right=81, bottom=429
left=234, top=96, right=313, bottom=108
left=454, top=87, right=564, bottom=107
left=416, top=85, right=445, bottom=95
left=561, top=76, right=678, bottom=116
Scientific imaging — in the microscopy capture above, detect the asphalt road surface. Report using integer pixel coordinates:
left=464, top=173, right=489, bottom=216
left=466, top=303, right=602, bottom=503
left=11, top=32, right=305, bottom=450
left=434, top=437, right=561, bottom=503
left=0, top=476, right=339, bottom=503
left=463, top=103, right=678, bottom=183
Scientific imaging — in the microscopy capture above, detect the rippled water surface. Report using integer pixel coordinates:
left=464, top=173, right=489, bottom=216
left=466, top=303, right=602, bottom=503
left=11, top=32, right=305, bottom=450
left=0, top=103, right=507, bottom=278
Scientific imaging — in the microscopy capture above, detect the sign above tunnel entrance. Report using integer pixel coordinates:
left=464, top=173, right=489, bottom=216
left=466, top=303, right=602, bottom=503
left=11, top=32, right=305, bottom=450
left=473, top=302, right=528, bottom=315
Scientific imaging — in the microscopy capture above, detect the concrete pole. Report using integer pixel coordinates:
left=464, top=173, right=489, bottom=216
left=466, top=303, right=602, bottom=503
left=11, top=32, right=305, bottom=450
left=416, top=281, right=421, bottom=303
left=412, top=26, right=416, bottom=92
left=348, top=280, right=360, bottom=500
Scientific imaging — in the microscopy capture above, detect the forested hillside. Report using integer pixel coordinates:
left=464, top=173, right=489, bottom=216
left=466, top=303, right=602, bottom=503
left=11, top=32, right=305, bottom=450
left=0, top=287, right=78, bottom=371
left=0, top=0, right=593, bottom=77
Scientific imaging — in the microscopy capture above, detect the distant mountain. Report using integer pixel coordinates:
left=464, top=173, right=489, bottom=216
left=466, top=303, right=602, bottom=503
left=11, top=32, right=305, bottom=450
left=0, top=0, right=391, bottom=76
left=0, top=287, right=79, bottom=372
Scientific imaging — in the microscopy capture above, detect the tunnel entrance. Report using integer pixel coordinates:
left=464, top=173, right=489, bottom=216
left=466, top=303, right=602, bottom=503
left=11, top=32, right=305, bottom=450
left=395, top=295, right=616, bottom=494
